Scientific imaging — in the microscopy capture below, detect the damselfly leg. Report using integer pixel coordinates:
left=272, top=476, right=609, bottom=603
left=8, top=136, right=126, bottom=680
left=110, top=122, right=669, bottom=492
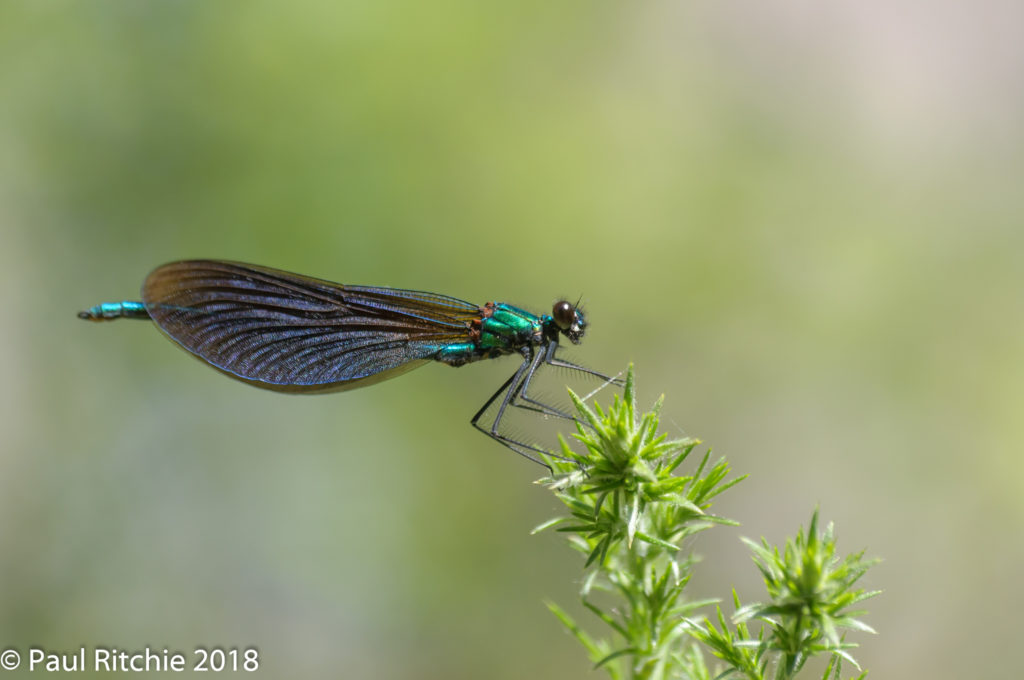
left=471, top=342, right=623, bottom=467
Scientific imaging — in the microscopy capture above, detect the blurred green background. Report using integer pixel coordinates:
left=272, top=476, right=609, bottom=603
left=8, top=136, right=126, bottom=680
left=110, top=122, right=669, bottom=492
left=2, top=2, right=1021, bottom=678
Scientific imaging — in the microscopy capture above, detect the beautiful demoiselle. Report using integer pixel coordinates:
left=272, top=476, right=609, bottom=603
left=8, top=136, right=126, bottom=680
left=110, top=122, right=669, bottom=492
left=79, top=260, right=617, bottom=464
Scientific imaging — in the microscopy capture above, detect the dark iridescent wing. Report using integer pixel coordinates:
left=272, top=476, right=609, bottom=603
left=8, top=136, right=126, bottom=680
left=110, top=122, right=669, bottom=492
left=142, top=260, right=481, bottom=393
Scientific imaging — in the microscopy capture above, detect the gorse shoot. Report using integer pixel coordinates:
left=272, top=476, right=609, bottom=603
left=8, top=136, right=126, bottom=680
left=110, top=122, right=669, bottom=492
left=534, top=366, right=878, bottom=680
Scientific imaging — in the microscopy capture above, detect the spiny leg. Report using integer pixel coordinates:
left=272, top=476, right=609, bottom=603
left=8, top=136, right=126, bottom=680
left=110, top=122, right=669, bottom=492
left=509, top=341, right=577, bottom=422
left=471, top=351, right=570, bottom=468
left=511, top=341, right=623, bottom=427
left=541, top=341, right=625, bottom=387
left=471, top=345, right=624, bottom=467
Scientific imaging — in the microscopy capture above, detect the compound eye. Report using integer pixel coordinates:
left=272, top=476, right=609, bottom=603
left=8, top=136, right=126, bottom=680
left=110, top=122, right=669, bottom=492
left=552, top=300, right=575, bottom=330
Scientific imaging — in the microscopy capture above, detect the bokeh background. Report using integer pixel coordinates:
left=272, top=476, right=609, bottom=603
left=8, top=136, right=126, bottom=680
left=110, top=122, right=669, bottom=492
left=2, top=2, right=1021, bottom=678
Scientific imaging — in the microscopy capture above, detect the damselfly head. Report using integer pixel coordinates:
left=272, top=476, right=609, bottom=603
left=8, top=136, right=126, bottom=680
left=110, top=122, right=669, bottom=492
left=552, top=300, right=586, bottom=344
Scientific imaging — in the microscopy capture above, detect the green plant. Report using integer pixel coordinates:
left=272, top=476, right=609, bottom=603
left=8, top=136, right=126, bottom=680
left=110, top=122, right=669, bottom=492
left=534, top=366, right=879, bottom=680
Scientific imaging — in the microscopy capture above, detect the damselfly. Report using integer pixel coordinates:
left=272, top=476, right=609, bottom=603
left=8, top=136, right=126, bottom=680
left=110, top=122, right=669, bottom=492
left=79, top=260, right=618, bottom=465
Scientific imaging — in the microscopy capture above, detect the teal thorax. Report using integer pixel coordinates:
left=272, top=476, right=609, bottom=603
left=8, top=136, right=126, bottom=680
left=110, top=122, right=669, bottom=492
left=433, top=301, right=585, bottom=367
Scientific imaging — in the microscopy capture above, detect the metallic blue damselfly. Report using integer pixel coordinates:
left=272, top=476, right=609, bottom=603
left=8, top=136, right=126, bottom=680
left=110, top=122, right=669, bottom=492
left=79, top=260, right=618, bottom=465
